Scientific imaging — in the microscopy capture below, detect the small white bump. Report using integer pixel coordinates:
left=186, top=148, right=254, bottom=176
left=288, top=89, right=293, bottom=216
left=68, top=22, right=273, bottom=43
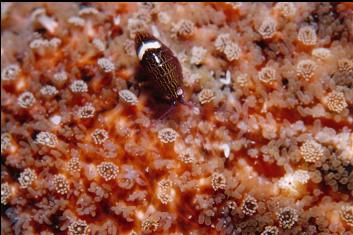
left=138, top=40, right=161, bottom=60
left=177, top=88, right=183, bottom=96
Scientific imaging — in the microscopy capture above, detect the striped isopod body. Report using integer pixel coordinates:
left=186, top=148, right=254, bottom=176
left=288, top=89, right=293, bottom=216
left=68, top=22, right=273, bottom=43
left=134, top=32, right=185, bottom=105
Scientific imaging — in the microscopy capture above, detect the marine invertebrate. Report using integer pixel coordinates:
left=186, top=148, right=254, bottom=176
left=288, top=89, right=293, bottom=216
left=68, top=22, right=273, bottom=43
left=214, top=33, right=241, bottom=61
left=76, top=103, right=95, bottom=119
left=258, top=66, right=277, bottom=83
left=17, top=91, right=36, bottom=108
left=1, top=64, right=20, bottom=81
left=277, top=207, right=298, bottom=229
left=40, top=85, right=58, bottom=97
left=141, top=216, right=159, bottom=233
left=91, top=129, right=109, bottom=145
left=53, top=71, right=68, bottom=83
left=234, top=73, right=249, bottom=87
left=211, top=172, right=226, bottom=191
left=223, top=42, right=241, bottom=62
left=97, top=162, right=119, bottom=181
left=68, top=219, right=90, bottom=235
left=157, top=179, right=174, bottom=204
left=325, top=90, right=348, bottom=113
left=275, top=2, right=296, bottom=18
left=97, top=58, right=115, bottom=73
left=300, top=140, right=324, bottom=163
left=1, top=132, right=11, bottom=154
left=190, top=46, right=207, bottom=65
left=134, top=32, right=185, bottom=105
left=158, top=128, right=178, bottom=143
left=296, top=59, right=317, bottom=81
left=35, top=132, right=58, bottom=148
left=18, top=168, right=37, bottom=188
left=241, top=195, right=258, bottom=216
left=118, top=89, right=138, bottom=106
left=340, top=205, right=353, bottom=227
left=70, top=80, right=88, bottom=93
left=297, top=25, right=317, bottom=46
left=52, top=175, right=69, bottom=195
left=337, top=58, right=353, bottom=73
left=171, top=19, right=195, bottom=39
left=67, top=157, right=81, bottom=174
left=215, top=33, right=231, bottom=52
left=258, top=18, right=277, bottom=39
left=1, top=183, right=11, bottom=205
left=260, top=226, right=279, bottom=235
left=1, top=3, right=352, bottom=234
left=198, top=88, right=215, bottom=104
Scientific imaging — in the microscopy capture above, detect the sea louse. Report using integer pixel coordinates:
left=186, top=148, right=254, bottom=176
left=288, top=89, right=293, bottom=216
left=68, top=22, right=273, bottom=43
left=134, top=32, right=189, bottom=116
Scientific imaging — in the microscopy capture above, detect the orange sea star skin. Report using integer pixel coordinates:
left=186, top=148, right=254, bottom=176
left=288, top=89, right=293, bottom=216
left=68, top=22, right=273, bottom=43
left=1, top=2, right=352, bottom=235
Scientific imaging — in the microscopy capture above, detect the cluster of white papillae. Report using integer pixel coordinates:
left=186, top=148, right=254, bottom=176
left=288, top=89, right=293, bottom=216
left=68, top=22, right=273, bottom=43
left=52, top=175, right=69, bottom=195
left=325, top=90, right=348, bottom=113
left=211, top=172, right=227, bottom=191
left=70, top=80, right=88, bottom=93
left=68, top=219, right=90, bottom=235
left=300, top=140, right=324, bottom=163
left=258, top=18, right=277, bottom=39
left=337, top=58, right=353, bottom=73
left=198, top=88, right=215, bottom=104
left=275, top=2, right=296, bottom=18
left=76, top=103, right=95, bottom=119
left=297, top=26, right=317, bottom=46
left=258, top=67, right=276, bottom=83
left=97, top=58, right=115, bottom=73
left=91, top=129, right=109, bottom=145
left=17, top=91, right=36, bottom=108
left=277, top=207, right=299, bottom=229
left=35, top=131, right=58, bottom=148
left=296, top=59, right=317, bottom=81
left=1, top=183, right=11, bottom=205
left=40, top=85, right=58, bottom=96
left=340, top=205, right=353, bottom=227
left=260, top=225, right=279, bottom=235
left=214, top=33, right=241, bottom=61
left=1, top=64, right=20, bottom=81
left=157, top=179, right=174, bottom=204
left=118, top=89, right=138, bottom=105
left=241, top=195, right=258, bottom=216
left=141, top=217, right=159, bottom=233
left=67, top=157, right=81, bottom=174
left=18, top=168, right=37, bottom=188
left=1, top=133, right=11, bottom=154
left=190, top=46, right=207, bottom=65
left=53, top=71, right=68, bottom=82
left=97, top=162, right=119, bottom=181
left=158, top=128, right=179, bottom=143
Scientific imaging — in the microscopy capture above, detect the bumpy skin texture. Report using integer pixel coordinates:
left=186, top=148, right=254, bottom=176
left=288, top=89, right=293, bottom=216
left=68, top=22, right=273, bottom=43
left=135, top=32, right=184, bottom=104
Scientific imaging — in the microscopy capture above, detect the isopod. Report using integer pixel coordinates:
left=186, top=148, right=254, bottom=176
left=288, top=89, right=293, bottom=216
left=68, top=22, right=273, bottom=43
left=135, top=32, right=187, bottom=109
